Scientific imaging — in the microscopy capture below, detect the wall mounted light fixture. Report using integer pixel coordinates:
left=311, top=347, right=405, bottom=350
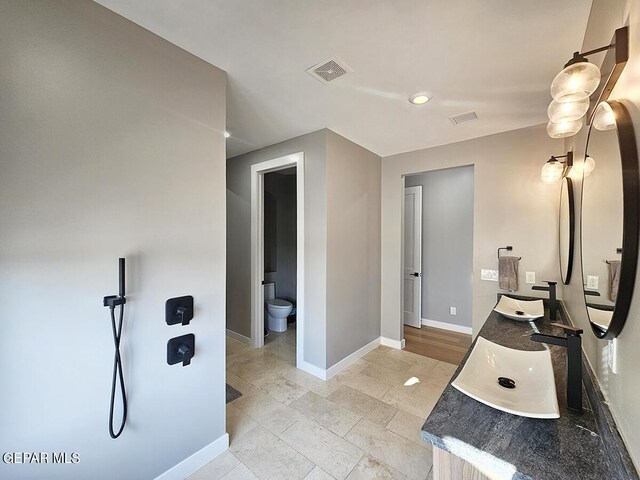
left=583, top=155, right=596, bottom=177
left=568, top=155, right=596, bottom=179
left=592, top=101, right=616, bottom=131
left=541, top=152, right=573, bottom=184
left=547, top=119, right=583, bottom=139
left=546, top=26, right=629, bottom=139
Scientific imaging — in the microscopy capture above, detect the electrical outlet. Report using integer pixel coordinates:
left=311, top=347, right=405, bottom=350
left=608, top=339, right=618, bottom=374
left=526, top=272, right=536, bottom=284
left=587, top=275, right=599, bottom=290
left=450, top=307, right=457, bottom=315
left=481, top=269, right=498, bottom=281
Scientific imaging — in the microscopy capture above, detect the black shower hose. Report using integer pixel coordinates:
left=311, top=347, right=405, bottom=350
left=109, top=303, right=127, bottom=439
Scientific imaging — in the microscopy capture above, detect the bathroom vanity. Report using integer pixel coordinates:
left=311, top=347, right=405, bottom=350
left=421, top=296, right=638, bottom=480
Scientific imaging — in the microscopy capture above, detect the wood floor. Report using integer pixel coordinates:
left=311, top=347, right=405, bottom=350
left=404, top=324, right=472, bottom=365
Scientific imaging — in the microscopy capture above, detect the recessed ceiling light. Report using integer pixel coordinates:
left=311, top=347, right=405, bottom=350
left=224, top=131, right=231, bottom=138
left=409, top=93, right=430, bottom=105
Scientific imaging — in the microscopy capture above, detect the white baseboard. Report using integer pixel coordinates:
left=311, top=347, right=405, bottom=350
left=297, top=359, right=327, bottom=380
left=421, top=318, right=472, bottom=335
left=226, top=329, right=251, bottom=346
left=297, top=337, right=384, bottom=381
left=155, top=433, right=229, bottom=480
left=325, top=337, right=381, bottom=380
left=381, top=337, right=405, bottom=350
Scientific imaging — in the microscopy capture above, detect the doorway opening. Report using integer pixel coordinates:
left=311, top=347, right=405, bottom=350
left=251, top=152, right=304, bottom=369
left=401, top=166, right=474, bottom=365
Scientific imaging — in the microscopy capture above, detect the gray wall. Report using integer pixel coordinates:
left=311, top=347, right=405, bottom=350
left=326, top=131, right=382, bottom=368
left=0, top=2, right=227, bottom=479
left=381, top=124, right=562, bottom=342
left=227, top=131, right=328, bottom=367
left=405, top=166, right=474, bottom=329
left=227, top=129, right=381, bottom=370
left=562, top=0, right=640, bottom=468
left=264, top=172, right=297, bottom=303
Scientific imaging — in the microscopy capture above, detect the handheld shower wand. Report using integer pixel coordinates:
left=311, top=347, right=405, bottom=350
left=119, top=257, right=125, bottom=298
left=103, top=258, right=128, bottom=439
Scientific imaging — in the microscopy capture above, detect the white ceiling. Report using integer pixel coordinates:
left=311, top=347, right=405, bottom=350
left=94, top=0, right=593, bottom=158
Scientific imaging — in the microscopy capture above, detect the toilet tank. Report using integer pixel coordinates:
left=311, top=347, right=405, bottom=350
left=264, top=282, right=275, bottom=301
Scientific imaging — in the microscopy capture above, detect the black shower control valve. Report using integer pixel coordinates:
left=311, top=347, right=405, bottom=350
left=165, top=296, right=194, bottom=326
left=177, top=306, right=193, bottom=326
left=167, top=334, right=195, bottom=367
left=177, top=344, right=192, bottom=366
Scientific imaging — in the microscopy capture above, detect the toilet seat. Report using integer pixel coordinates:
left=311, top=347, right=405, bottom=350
left=266, top=299, right=292, bottom=309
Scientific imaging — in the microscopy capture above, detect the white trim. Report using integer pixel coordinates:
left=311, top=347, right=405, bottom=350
left=381, top=336, right=405, bottom=350
left=295, top=157, right=305, bottom=369
left=297, top=360, right=327, bottom=380
left=403, top=185, right=422, bottom=328
left=226, top=329, right=251, bottom=346
left=398, top=176, right=407, bottom=342
left=154, top=433, right=228, bottom=480
left=325, top=337, right=381, bottom=379
left=297, top=337, right=384, bottom=380
left=250, top=152, right=305, bottom=368
left=250, top=161, right=264, bottom=348
left=421, top=318, right=473, bottom=335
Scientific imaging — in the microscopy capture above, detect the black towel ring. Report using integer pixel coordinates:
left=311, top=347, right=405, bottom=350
left=605, top=248, right=623, bottom=263
left=498, top=246, right=522, bottom=260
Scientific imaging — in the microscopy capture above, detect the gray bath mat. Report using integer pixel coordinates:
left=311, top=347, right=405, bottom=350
left=226, top=384, right=242, bottom=404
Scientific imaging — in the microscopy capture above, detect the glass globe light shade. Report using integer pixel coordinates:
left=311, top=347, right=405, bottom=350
left=547, top=119, right=583, bottom=139
left=583, top=156, right=596, bottom=177
left=551, top=61, right=600, bottom=103
left=593, top=102, right=616, bottom=131
left=548, top=98, right=589, bottom=123
left=541, top=160, right=564, bottom=184
left=571, top=155, right=596, bottom=179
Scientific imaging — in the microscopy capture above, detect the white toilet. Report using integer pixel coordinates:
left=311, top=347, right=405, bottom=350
left=264, top=282, right=293, bottom=332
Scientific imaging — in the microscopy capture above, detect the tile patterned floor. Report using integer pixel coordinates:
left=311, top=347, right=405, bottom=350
left=189, top=329, right=457, bottom=480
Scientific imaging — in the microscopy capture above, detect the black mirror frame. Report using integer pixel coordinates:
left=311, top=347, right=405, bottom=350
left=560, top=176, right=575, bottom=285
left=582, top=100, right=640, bottom=339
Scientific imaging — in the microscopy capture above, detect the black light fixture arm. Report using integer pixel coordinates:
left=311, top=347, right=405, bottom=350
left=565, top=44, right=614, bottom=67
left=581, top=44, right=615, bottom=57
left=546, top=151, right=574, bottom=177
left=547, top=153, right=573, bottom=164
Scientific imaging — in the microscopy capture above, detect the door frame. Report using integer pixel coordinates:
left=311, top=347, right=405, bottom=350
left=250, top=152, right=305, bottom=368
left=403, top=185, right=422, bottom=328
left=398, top=167, right=475, bottom=343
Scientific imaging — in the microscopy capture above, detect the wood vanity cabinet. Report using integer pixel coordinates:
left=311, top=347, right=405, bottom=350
left=433, top=447, right=494, bottom=480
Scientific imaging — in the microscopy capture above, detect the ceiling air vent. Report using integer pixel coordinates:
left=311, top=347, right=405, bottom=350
left=449, top=111, right=479, bottom=126
left=306, top=57, right=351, bottom=84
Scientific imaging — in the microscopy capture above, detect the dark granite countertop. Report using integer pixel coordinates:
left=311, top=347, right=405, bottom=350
left=421, top=295, right=638, bottom=480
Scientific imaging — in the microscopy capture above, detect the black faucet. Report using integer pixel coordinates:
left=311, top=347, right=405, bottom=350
left=531, top=323, right=583, bottom=413
left=532, top=281, right=557, bottom=320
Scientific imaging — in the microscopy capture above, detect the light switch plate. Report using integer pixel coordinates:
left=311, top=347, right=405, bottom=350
left=481, top=269, right=498, bottom=281
left=450, top=307, right=457, bottom=315
left=526, top=272, right=536, bottom=284
left=587, top=275, right=599, bottom=290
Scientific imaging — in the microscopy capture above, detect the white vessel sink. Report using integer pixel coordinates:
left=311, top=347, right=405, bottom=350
left=452, top=336, right=559, bottom=419
left=587, top=306, right=613, bottom=331
left=493, top=296, right=544, bottom=322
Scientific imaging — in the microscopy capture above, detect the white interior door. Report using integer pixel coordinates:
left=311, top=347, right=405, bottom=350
left=403, top=186, right=422, bottom=328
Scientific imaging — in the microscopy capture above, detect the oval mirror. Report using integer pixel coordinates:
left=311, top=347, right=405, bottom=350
left=559, top=176, right=574, bottom=285
left=582, top=100, right=640, bottom=339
